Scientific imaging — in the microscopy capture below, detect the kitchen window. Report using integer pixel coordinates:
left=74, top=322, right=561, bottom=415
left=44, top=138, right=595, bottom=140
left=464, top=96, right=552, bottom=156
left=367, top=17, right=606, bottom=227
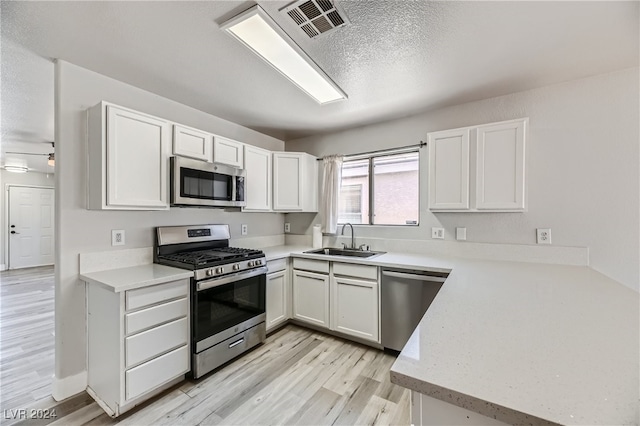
left=338, top=150, right=419, bottom=225
left=338, top=184, right=363, bottom=223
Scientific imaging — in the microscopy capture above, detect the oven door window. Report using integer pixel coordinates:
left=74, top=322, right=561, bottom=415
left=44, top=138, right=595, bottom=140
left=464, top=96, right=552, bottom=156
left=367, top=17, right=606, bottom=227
left=180, top=167, right=232, bottom=201
left=195, top=274, right=266, bottom=343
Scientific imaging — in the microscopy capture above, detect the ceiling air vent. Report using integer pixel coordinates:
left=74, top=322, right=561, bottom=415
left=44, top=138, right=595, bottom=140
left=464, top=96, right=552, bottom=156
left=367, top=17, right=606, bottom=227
left=281, top=0, right=350, bottom=39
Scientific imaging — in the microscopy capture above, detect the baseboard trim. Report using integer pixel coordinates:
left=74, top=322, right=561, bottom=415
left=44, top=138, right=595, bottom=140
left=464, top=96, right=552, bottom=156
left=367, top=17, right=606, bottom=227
left=52, top=371, right=87, bottom=401
left=0, top=264, right=6, bottom=271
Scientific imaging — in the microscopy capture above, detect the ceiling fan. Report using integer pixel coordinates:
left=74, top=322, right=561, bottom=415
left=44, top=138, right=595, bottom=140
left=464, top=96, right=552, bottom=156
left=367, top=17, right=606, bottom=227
left=5, top=142, right=55, bottom=171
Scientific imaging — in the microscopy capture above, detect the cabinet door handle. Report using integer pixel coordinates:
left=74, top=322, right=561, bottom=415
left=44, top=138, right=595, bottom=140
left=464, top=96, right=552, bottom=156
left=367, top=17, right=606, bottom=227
left=10, top=231, right=19, bottom=235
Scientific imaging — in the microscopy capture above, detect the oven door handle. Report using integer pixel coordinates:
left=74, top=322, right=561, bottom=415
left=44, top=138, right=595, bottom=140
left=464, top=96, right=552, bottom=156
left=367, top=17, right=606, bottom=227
left=197, top=266, right=268, bottom=291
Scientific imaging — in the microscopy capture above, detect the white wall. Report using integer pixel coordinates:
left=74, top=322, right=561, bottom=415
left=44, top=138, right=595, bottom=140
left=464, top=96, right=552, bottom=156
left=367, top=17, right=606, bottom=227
left=54, top=61, right=285, bottom=393
left=0, top=170, right=55, bottom=269
left=287, top=68, right=639, bottom=292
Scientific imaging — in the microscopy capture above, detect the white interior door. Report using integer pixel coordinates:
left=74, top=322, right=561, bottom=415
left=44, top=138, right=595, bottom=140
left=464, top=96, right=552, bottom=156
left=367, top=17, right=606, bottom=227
left=9, top=186, right=55, bottom=269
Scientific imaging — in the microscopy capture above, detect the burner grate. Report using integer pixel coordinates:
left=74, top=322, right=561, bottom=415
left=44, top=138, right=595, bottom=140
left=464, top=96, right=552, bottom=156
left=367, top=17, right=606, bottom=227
left=158, top=247, right=263, bottom=266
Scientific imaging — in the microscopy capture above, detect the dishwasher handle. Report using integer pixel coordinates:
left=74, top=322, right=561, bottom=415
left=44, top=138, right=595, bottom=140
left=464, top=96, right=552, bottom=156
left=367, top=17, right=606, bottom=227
left=382, top=270, right=447, bottom=283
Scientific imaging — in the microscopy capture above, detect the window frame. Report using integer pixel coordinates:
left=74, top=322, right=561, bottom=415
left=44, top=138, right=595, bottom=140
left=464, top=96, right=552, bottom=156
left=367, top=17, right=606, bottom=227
left=338, top=148, right=420, bottom=227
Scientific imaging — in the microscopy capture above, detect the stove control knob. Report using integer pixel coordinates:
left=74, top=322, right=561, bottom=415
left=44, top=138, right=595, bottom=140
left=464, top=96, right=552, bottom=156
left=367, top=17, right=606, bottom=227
left=233, top=264, right=240, bottom=271
left=206, top=269, right=214, bottom=276
left=256, top=259, right=262, bottom=266
left=216, top=267, right=224, bottom=274
left=248, top=261, right=254, bottom=267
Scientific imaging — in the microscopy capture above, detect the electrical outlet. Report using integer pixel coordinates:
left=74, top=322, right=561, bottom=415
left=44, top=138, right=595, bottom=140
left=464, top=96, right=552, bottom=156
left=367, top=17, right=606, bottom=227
left=431, top=227, right=445, bottom=239
left=241, top=224, right=248, bottom=236
left=111, top=229, right=125, bottom=246
left=536, top=228, right=552, bottom=244
left=456, top=227, right=467, bottom=241
left=284, top=223, right=291, bottom=233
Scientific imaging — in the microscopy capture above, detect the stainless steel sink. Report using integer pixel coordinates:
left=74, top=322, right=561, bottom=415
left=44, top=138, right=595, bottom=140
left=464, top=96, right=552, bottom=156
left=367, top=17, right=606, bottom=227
left=304, top=247, right=386, bottom=258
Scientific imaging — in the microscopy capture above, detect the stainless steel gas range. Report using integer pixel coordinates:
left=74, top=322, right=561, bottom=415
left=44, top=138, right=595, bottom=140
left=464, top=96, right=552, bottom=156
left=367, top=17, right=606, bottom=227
left=154, top=224, right=266, bottom=379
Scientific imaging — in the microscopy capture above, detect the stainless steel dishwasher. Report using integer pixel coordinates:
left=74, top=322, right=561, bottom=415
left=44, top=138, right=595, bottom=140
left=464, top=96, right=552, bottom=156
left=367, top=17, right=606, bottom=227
left=381, top=268, right=448, bottom=352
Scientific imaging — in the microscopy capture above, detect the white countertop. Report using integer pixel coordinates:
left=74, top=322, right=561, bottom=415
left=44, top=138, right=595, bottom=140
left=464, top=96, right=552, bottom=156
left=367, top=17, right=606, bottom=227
left=80, top=263, right=193, bottom=292
left=263, top=245, right=639, bottom=425
left=263, top=245, right=311, bottom=261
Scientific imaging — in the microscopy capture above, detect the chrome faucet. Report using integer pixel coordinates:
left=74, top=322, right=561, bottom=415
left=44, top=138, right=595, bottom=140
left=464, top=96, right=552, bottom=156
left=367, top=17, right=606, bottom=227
left=341, top=223, right=355, bottom=249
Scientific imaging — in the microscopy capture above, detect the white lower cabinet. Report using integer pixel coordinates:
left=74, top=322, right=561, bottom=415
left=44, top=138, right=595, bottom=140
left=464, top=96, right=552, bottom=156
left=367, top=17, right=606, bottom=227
left=331, top=275, right=379, bottom=342
left=266, top=270, right=288, bottom=330
left=86, top=279, right=190, bottom=417
left=292, top=269, right=330, bottom=327
left=292, top=259, right=380, bottom=344
left=266, top=258, right=290, bottom=332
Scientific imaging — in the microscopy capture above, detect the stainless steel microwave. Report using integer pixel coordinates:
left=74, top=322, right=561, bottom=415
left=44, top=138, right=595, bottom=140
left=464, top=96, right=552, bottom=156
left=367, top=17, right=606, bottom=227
left=170, top=157, right=246, bottom=208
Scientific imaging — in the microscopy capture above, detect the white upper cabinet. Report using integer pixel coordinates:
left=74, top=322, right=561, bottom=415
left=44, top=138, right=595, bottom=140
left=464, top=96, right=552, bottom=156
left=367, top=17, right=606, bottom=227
left=88, top=102, right=170, bottom=210
left=243, top=145, right=272, bottom=211
left=302, top=154, right=319, bottom=212
left=274, top=153, right=303, bottom=211
left=428, top=128, right=470, bottom=210
left=428, top=118, right=527, bottom=212
left=213, top=136, right=244, bottom=168
left=476, top=119, right=526, bottom=211
left=172, top=124, right=213, bottom=162
left=273, top=152, right=318, bottom=212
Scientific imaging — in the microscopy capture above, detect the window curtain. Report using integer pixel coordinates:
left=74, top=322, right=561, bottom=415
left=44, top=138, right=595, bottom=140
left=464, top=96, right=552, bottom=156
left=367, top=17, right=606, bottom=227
left=321, top=155, right=344, bottom=234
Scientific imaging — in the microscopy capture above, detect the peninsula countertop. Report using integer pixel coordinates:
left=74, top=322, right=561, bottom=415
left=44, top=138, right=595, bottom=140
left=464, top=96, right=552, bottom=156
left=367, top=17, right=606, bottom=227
left=262, top=245, right=639, bottom=425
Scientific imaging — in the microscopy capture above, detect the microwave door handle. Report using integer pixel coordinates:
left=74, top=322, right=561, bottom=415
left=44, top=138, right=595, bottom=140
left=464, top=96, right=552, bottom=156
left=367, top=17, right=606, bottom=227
left=231, top=175, right=236, bottom=202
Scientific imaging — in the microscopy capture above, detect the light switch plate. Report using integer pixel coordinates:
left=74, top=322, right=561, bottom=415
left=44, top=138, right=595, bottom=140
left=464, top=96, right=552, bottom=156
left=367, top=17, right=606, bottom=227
left=111, top=229, right=125, bottom=246
left=456, top=227, right=467, bottom=241
left=241, top=224, right=248, bottom=236
left=431, top=227, right=444, bottom=239
left=536, top=228, right=552, bottom=244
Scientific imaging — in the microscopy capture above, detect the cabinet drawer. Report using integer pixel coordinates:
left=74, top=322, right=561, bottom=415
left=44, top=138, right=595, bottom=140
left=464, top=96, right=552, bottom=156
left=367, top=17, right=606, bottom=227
left=293, top=258, right=329, bottom=274
left=267, top=258, right=288, bottom=274
left=125, top=297, right=188, bottom=335
left=125, top=344, right=189, bottom=401
left=126, top=280, right=189, bottom=311
left=125, top=317, right=188, bottom=368
left=333, top=262, right=377, bottom=280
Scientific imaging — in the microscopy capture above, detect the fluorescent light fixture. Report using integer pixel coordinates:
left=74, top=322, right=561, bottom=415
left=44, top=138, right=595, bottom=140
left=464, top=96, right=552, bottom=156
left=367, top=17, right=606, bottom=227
left=4, top=165, right=28, bottom=173
left=221, top=5, right=347, bottom=104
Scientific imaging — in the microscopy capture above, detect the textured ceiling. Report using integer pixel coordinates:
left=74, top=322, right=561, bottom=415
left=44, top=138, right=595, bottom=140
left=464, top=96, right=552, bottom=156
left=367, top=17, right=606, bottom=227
left=1, top=1, right=638, bottom=172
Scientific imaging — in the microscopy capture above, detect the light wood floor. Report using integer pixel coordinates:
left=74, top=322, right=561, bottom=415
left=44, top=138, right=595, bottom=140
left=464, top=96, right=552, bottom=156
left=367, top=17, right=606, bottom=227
left=0, top=266, right=409, bottom=426
left=0, top=266, right=55, bottom=412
